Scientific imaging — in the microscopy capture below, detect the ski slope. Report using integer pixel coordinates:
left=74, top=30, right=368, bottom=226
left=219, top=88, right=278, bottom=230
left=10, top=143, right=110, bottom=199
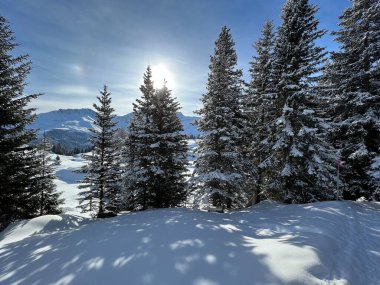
left=1, top=201, right=380, bottom=285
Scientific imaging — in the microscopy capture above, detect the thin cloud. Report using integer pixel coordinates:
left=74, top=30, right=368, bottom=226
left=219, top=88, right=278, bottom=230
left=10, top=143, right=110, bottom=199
left=54, top=85, right=93, bottom=96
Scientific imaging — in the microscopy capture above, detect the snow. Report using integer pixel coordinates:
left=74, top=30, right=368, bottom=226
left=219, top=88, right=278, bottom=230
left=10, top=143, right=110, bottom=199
left=348, top=144, right=369, bottom=160
left=1, top=201, right=380, bottom=284
left=281, top=163, right=293, bottom=176
left=187, top=139, right=198, bottom=175
left=370, top=156, right=380, bottom=179
left=0, top=215, right=89, bottom=248
left=302, top=109, right=315, bottom=115
left=290, top=145, right=303, bottom=157
left=52, top=154, right=88, bottom=216
left=282, top=104, right=293, bottom=113
left=2, top=143, right=380, bottom=284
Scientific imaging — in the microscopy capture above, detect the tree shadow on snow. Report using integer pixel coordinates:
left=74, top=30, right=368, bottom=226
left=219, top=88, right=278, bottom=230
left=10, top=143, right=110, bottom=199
left=1, top=202, right=379, bottom=285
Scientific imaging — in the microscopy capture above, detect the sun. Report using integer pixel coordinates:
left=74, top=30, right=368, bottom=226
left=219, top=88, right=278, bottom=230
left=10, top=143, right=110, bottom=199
left=151, top=64, right=174, bottom=89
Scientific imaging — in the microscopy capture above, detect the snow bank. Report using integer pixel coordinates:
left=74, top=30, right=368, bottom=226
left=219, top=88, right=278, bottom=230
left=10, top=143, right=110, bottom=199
left=0, top=214, right=88, bottom=248
left=0, top=201, right=379, bottom=285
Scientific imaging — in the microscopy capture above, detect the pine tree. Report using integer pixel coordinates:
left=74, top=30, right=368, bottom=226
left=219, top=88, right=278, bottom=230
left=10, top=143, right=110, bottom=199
left=34, top=132, right=63, bottom=216
left=246, top=20, right=276, bottom=204
left=78, top=85, right=121, bottom=217
left=329, top=0, right=380, bottom=200
left=262, top=0, right=336, bottom=203
left=190, top=26, right=248, bottom=210
left=0, top=16, right=41, bottom=229
left=124, top=68, right=188, bottom=210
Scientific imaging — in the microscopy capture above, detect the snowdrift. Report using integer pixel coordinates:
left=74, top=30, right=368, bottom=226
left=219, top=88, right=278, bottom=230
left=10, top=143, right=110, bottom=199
left=0, top=215, right=89, bottom=248
left=0, top=201, right=379, bottom=285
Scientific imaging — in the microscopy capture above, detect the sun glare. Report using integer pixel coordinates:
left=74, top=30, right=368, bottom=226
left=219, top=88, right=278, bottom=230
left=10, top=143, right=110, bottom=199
left=151, top=64, right=174, bottom=89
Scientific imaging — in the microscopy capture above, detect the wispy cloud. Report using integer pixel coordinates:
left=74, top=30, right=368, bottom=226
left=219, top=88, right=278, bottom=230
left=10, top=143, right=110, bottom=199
left=54, top=85, right=93, bottom=96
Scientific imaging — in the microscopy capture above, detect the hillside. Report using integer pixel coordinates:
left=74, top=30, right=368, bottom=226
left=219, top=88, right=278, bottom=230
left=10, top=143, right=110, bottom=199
left=1, top=151, right=379, bottom=284
left=1, top=201, right=379, bottom=285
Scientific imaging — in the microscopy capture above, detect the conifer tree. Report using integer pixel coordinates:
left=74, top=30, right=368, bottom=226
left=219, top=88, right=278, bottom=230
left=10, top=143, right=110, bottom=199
left=78, top=151, right=98, bottom=214
left=34, top=132, right=63, bottom=216
left=124, top=69, right=188, bottom=209
left=190, top=26, right=248, bottom=209
left=151, top=83, right=188, bottom=207
left=262, top=0, right=336, bottom=203
left=246, top=20, right=276, bottom=204
left=78, top=86, right=121, bottom=217
left=0, top=16, right=41, bottom=229
left=124, top=67, right=158, bottom=210
left=329, top=0, right=380, bottom=200
left=54, top=155, right=61, bottom=166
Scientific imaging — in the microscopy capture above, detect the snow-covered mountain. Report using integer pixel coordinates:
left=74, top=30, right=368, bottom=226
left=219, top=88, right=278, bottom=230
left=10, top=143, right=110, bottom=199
left=29, top=108, right=200, bottom=149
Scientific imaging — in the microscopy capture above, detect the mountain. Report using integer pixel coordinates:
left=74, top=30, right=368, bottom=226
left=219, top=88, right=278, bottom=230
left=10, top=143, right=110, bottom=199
left=29, top=108, right=200, bottom=150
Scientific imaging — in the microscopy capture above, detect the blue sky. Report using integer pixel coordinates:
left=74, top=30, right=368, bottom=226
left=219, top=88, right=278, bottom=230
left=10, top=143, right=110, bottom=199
left=2, top=0, right=350, bottom=115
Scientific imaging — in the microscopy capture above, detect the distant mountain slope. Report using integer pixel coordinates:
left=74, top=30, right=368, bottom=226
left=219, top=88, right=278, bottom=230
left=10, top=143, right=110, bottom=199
left=29, top=108, right=200, bottom=149
left=31, top=108, right=97, bottom=133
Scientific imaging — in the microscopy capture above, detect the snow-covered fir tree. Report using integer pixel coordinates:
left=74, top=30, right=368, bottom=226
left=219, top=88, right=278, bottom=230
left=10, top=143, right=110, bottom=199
left=78, top=151, right=98, bottom=214
left=190, top=26, right=248, bottom=210
left=261, top=0, right=336, bottom=203
left=78, top=86, right=121, bottom=217
left=124, top=68, right=188, bottom=209
left=150, top=83, right=188, bottom=207
left=329, top=0, right=380, bottom=200
left=34, top=132, right=63, bottom=216
left=0, top=16, right=41, bottom=229
left=124, top=67, right=158, bottom=210
left=246, top=20, right=276, bottom=204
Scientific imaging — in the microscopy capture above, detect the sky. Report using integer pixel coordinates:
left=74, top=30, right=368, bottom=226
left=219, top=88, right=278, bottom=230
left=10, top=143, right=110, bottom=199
left=2, top=0, right=350, bottom=116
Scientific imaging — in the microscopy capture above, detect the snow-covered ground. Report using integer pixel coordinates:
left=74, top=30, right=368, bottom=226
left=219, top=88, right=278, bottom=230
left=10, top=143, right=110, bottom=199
left=53, top=154, right=88, bottom=216
left=1, top=201, right=380, bottom=284
left=1, top=146, right=380, bottom=284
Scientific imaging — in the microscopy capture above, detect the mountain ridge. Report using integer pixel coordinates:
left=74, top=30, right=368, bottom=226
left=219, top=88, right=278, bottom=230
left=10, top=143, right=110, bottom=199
left=29, top=108, right=200, bottom=150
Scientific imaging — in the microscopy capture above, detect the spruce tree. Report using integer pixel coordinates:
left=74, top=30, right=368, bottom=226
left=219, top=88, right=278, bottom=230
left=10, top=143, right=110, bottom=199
left=34, top=132, right=63, bottom=216
left=0, top=16, right=41, bottom=229
left=329, top=0, right=380, bottom=200
left=78, top=151, right=98, bottom=214
left=78, top=86, right=121, bottom=217
left=151, top=83, right=188, bottom=207
left=190, top=26, right=248, bottom=209
left=124, top=67, right=158, bottom=210
left=124, top=68, right=188, bottom=210
left=262, top=0, right=336, bottom=203
left=246, top=20, right=276, bottom=204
